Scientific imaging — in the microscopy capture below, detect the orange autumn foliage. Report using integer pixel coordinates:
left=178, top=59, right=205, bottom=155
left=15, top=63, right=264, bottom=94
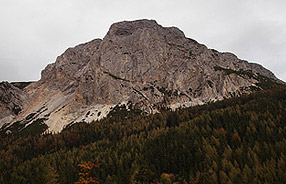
left=75, top=161, right=101, bottom=184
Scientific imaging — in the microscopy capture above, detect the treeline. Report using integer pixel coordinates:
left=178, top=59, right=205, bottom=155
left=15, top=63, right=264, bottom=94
left=1, top=85, right=286, bottom=183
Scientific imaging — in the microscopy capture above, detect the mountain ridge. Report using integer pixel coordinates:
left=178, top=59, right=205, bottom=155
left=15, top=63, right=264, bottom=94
left=0, top=19, right=282, bottom=133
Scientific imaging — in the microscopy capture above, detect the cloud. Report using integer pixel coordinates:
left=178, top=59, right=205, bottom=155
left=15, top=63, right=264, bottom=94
left=0, top=60, right=21, bottom=82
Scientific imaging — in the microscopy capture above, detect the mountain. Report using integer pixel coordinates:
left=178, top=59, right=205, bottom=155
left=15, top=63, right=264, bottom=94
left=1, top=84, right=286, bottom=183
left=0, top=19, right=282, bottom=133
left=0, top=82, right=29, bottom=126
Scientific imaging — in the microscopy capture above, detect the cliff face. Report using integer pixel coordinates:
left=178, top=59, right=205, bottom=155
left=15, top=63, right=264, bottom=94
left=0, top=82, right=29, bottom=128
left=0, top=19, right=280, bottom=133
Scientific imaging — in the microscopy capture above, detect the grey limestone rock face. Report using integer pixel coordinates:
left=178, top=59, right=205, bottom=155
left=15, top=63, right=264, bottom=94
left=0, top=19, right=281, bottom=132
left=0, top=82, right=29, bottom=128
left=75, top=19, right=277, bottom=110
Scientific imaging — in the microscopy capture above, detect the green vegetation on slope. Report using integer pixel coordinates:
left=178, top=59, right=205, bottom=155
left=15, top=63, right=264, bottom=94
left=0, top=85, right=286, bottom=183
left=214, top=66, right=280, bottom=90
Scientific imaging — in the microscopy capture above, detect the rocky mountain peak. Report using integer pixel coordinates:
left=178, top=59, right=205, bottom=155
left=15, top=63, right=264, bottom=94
left=108, top=19, right=159, bottom=36
left=40, top=39, right=102, bottom=82
left=107, top=19, right=184, bottom=39
left=0, top=19, right=282, bottom=133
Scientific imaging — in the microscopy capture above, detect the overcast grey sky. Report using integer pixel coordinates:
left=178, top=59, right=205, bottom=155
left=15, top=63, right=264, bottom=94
left=1, top=0, right=286, bottom=82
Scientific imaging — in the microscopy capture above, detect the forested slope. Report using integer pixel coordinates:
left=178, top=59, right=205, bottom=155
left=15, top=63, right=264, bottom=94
left=1, top=84, right=286, bottom=183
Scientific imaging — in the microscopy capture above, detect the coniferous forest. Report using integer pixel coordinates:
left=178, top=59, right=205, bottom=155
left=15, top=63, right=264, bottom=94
left=1, top=84, right=286, bottom=183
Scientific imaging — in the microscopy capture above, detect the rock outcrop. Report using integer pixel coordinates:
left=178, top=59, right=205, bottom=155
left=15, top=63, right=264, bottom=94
left=0, top=19, right=281, bottom=133
left=0, top=82, right=29, bottom=128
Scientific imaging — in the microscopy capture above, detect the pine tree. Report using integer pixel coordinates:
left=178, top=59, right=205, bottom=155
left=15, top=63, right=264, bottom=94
left=45, top=165, right=59, bottom=184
